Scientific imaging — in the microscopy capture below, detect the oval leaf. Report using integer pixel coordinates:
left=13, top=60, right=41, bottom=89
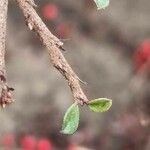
left=88, top=98, right=112, bottom=112
left=61, top=103, right=80, bottom=134
left=94, top=0, right=110, bottom=9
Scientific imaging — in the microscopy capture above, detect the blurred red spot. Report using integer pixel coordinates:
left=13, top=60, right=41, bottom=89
left=42, top=4, right=58, bottom=20
left=134, top=40, right=150, bottom=72
left=67, top=144, right=78, bottom=150
left=21, top=135, right=37, bottom=150
left=37, top=138, right=53, bottom=150
left=56, top=23, right=72, bottom=38
left=2, top=134, right=15, bottom=148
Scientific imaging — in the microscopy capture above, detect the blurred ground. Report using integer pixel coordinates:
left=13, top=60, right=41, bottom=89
left=0, top=0, right=150, bottom=149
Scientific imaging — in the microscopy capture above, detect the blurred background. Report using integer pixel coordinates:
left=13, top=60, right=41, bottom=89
left=0, top=0, right=150, bottom=149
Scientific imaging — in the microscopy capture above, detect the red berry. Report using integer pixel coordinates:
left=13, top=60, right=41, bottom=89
left=42, top=4, right=58, bottom=20
left=2, top=134, right=15, bottom=148
left=37, top=138, right=53, bottom=150
left=134, top=40, right=150, bottom=71
left=56, top=23, right=72, bottom=38
left=21, top=135, right=37, bottom=150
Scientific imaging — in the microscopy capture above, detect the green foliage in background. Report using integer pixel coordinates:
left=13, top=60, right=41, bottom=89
left=94, top=0, right=110, bottom=9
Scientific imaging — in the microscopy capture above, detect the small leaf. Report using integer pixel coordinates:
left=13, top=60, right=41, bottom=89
left=94, top=0, right=110, bottom=9
left=61, top=103, right=80, bottom=134
left=88, top=98, right=112, bottom=112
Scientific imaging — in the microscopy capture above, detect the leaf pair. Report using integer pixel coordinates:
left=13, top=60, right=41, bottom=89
left=61, top=0, right=111, bottom=135
left=94, top=0, right=110, bottom=9
left=61, top=98, right=112, bottom=135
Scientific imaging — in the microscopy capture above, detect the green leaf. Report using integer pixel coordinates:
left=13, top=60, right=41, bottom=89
left=61, top=103, right=80, bottom=134
left=94, top=0, right=110, bottom=9
left=88, top=98, right=112, bottom=112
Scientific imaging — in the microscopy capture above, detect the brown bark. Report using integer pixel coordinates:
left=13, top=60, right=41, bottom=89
left=0, top=0, right=7, bottom=76
left=0, top=0, right=14, bottom=108
left=16, top=0, right=88, bottom=105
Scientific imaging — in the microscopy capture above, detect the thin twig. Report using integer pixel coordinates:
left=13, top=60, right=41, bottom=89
left=0, top=0, right=14, bottom=107
left=16, top=0, right=88, bottom=105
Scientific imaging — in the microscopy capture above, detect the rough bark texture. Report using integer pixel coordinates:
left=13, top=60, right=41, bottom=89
left=0, top=0, right=7, bottom=78
left=0, top=0, right=14, bottom=107
left=16, top=0, right=88, bottom=105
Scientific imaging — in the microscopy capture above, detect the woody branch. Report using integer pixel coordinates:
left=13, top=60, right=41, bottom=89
left=0, top=0, right=14, bottom=108
left=16, top=0, right=88, bottom=105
